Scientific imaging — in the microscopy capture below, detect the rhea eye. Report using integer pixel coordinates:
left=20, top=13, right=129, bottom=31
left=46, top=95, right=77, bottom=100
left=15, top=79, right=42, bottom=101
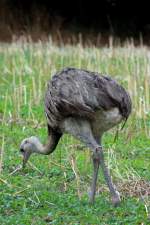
left=24, top=140, right=28, bottom=144
left=20, top=148, right=24, bottom=153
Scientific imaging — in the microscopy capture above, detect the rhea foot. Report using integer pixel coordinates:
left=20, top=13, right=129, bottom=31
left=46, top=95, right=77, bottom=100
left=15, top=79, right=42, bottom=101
left=111, top=191, right=121, bottom=207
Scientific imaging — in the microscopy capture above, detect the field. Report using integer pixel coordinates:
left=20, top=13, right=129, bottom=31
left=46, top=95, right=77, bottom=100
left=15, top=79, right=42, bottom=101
left=0, top=40, right=150, bottom=224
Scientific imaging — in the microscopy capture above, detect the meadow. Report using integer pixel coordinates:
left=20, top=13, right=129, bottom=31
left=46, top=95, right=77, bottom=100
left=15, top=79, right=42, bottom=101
left=0, top=39, right=150, bottom=224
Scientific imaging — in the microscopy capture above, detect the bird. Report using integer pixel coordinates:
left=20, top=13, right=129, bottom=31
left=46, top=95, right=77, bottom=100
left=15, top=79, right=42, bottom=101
left=20, top=67, right=132, bottom=206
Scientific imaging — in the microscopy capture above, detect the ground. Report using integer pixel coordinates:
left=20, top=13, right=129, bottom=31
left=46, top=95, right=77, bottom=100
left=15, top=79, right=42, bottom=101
left=0, top=42, right=150, bottom=224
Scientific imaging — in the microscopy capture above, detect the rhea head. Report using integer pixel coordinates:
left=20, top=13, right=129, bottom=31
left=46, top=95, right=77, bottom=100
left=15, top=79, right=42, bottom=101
left=20, top=136, right=41, bottom=168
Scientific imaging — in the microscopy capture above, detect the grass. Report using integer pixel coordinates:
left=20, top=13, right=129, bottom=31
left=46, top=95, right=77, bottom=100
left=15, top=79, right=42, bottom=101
left=0, top=40, right=150, bottom=224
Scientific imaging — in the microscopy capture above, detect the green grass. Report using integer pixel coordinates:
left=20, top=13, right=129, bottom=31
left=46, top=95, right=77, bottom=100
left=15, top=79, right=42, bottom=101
left=0, top=41, right=150, bottom=224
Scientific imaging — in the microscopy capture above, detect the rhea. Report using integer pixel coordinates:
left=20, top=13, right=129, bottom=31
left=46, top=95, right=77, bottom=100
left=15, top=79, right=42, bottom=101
left=20, top=67, right=131, bottom=206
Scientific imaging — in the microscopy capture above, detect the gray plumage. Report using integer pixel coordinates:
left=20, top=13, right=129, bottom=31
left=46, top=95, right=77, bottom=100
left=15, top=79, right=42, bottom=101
left=45, top=67, right=131, bottom=131
left=20, top=67, right=132, bottom=206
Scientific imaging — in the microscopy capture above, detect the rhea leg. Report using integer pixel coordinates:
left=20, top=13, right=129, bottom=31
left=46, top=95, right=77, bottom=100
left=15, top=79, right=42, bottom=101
left=63, top=118, right=120, bottom=205
left=89, top=147, right=100, bottom=203
left=63, top=118, right=100, bottom=203
left=88, top=135, right=101, bottom=203
left=90, top=137, right=120, bottom=206
left=89, top=144, right=120, bottom=205
left=95, top=146, right=120, bottom=206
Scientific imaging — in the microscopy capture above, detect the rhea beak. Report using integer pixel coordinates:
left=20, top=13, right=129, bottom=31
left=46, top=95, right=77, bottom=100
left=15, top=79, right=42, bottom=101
left=20, top=148, right=31, bottom=168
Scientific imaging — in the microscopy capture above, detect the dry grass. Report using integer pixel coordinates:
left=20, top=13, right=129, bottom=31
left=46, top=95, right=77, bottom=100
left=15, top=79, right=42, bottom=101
left=0, top=39, right=150, bottom=223
left=0, top=39, right=150, bottom=132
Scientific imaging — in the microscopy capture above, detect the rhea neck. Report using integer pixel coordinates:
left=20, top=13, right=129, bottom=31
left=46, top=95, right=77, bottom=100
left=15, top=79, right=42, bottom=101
left=36, top=133, right=61, bottom=155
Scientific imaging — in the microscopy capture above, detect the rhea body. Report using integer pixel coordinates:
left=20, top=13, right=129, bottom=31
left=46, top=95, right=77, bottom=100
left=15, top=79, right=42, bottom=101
left=20, top=67, right=132, bottom=205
